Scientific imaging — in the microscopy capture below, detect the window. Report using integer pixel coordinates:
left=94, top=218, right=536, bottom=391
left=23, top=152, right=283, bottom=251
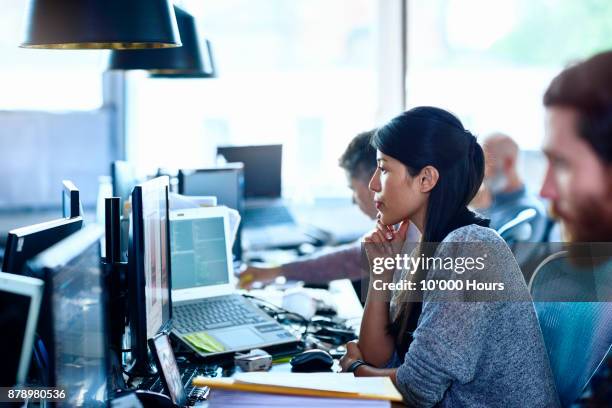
left=0, top=0, right=105, bottom=110
left=126, top=0, right=400, bottom=200
left=0, top=1, right=109, bottom=210
left=406, top=0, right=612, bottom=150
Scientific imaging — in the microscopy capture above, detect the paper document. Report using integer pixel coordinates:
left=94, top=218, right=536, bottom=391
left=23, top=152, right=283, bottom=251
left=235, top=372, right=386, bottom=394
left=193, top=372, right=403, bottom=402
left=169, top=193, right=241, bottom=246
left=207, top=390, right=391, bottom=407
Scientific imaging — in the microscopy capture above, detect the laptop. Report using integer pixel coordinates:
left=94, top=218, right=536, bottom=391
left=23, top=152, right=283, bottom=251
left=178, top=164, right=245, bottom=261
left=169, top=207, right=299, bottom=358
left=216, top=144, right=324, bottom=249
left=0, top=272, right=44, bottom=386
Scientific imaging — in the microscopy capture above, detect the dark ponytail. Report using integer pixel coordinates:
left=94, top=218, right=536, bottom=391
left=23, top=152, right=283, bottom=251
left=372, top=106, right=489, bottom=356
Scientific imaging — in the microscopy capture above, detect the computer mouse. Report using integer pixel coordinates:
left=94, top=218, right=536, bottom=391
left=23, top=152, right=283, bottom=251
left=290, top=349, right=334, bottom=372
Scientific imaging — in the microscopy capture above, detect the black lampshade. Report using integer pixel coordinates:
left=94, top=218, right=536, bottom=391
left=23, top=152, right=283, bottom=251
left=21, top=0, right=181, bottom=49
left=108, top=6, right=217, bottom=78
left=149, top=39, right=217, bottom=79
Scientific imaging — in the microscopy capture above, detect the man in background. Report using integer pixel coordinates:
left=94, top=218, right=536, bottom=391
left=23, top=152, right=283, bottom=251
left=239, top=129, right=419, bottom=287
left=540, top=50, right=612, bottom=405
left=474, top=132, right=548, bottom=243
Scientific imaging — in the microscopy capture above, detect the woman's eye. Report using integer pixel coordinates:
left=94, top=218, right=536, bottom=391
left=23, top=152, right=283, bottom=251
left=379, top=167, right=388, bottom=174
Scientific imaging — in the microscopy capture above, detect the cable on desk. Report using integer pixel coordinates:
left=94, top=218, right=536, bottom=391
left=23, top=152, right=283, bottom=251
left=242, top=293, right=357, bottom=345
left=241, top=293, right=310, bottom=335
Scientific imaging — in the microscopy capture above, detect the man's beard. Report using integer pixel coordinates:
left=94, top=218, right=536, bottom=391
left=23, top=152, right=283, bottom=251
left=483, top=169, right=508, bottom=195
left=555, top=192, right=612, bottom=243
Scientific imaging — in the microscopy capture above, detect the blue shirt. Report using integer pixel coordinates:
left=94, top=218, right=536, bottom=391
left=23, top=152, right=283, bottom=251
left=482, top=185, right=548, bottom=242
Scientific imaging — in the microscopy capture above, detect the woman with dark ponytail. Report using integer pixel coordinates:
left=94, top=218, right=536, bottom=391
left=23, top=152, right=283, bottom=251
left=339, top=107, right=559, bottom=407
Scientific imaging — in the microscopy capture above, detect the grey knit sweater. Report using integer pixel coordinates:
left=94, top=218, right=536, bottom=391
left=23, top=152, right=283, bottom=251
left=387, top=224, right=560, bottom=407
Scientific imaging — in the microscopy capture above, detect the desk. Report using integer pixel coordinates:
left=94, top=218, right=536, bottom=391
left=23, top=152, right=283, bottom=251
left=244, top=278, right=363, bottom=335
left=137, top=280, right=362, bottom=398
left=192, top=279, right=386, bottom=406
left=129, top=280, right=407, bottom=406
left=327, top=279, right=364, bottom=331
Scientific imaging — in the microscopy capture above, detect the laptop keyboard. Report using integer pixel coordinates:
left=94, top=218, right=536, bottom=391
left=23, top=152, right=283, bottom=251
left=243, top=206, right=295, bottom=227
left=174, top=296, right=269, bottom=333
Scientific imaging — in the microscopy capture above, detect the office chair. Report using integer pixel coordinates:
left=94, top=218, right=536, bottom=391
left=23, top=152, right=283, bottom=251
left=498, top=208, right=542, bottom=280
left=497, top=208, right=537, bottom=244
left=529, top=251, right=612, bottom=407
left=541, top=216, right=559, bottom=243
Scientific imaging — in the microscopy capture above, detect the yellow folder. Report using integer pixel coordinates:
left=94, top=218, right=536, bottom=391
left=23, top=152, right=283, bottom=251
left=192, top=373, right=403, bottom=402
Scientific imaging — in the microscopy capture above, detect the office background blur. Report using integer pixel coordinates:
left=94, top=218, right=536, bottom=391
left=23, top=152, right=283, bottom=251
left=1, top=0, right=612, bottom=216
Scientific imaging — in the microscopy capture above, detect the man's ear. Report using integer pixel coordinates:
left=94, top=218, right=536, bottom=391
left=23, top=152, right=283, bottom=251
left=419, top=166, right=439, bottom=193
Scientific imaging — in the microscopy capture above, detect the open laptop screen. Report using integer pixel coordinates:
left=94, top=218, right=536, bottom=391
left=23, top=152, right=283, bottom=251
left=171, top=213, right=230, bottom=290
left=169, top=207, right=235, bottom=302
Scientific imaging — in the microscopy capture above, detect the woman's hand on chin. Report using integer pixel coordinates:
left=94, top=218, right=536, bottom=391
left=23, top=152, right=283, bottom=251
left=363, top=218, right=410, bottom=277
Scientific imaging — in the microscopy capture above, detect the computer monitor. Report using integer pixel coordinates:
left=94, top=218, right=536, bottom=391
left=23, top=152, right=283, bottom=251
left=129, top=176, right=172, bottom=373
left=2, top=217, right=83, bottom=274
left=217, top=144, right=282, bottom=199
left=26, top=224, right=108, bottom=406
left=178, top=164, right=244, bottom=260
left=61, top=180, right=82, bottom=219
left=0, top=272, right=44, bottom=386
left=111, top=160, right=138, bottom=206
left=178, top=164, right=244, bottom=212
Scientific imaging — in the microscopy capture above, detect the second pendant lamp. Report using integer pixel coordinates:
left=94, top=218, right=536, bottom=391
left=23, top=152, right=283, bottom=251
left=109, top=6, right=217, bottom=78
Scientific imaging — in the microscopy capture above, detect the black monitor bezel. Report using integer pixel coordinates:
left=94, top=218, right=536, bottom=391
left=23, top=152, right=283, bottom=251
left=2, top=217, right=84, bottom=274
left=129, top=176, right=173, bottom=372
left=61, top=180, right=81, bottom=219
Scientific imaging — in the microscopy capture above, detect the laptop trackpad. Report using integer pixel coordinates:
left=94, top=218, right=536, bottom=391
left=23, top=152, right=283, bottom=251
left=212, top=327, right=265, bottom=349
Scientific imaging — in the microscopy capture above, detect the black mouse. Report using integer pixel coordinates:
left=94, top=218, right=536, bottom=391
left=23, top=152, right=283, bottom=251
left=290, top=349, right=334, bottom=372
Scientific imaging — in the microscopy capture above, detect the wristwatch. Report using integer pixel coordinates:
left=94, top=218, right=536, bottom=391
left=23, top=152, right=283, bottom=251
left=347, top=359, right=368, bottom=374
